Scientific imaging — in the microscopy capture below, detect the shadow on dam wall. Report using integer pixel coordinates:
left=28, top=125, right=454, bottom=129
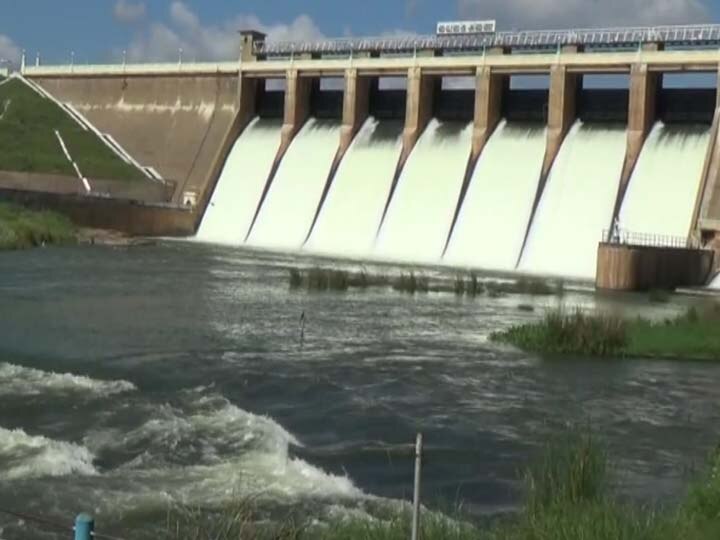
left=32, top=74, right=239, bottom=203
left=0, top=187, right=196, bottom=236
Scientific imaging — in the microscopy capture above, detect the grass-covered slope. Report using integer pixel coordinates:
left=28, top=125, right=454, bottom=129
left=0, top=78, right=144, bottom=181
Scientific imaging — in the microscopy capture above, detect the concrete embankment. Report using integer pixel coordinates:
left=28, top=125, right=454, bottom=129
left=33, top=74, right=239, bottom=203
left=596, top=242, right=715, bottom=291
left=0, top=188, right=195, bottom=237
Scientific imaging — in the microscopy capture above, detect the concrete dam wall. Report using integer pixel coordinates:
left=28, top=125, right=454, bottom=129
left=33, top=74, right=239, bottom=203
left=24, top=31, right=720, bottom=283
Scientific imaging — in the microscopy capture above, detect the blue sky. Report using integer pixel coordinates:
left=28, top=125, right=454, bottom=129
left=1, top=0, right=718, bottom=65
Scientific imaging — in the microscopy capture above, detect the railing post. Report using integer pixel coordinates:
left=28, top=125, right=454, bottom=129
left=74, top=513, right=94, bottom=540
left=411, top=433, right=423, bottom=540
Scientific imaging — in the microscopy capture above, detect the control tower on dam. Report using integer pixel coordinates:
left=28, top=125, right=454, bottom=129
left=21, top=23, right=720, bottom=282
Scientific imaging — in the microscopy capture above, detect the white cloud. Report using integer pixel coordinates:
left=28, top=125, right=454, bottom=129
left=114, top=0, right=146, bottom=24
left=125, top=1, right=324, bottom=62
left=0, top=34, right=21, bottom=66
left=458, top=0, right=708, bottom=29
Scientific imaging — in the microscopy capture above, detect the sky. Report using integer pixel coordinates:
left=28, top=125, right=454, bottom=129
left=0, top=0, right=717, bottom=66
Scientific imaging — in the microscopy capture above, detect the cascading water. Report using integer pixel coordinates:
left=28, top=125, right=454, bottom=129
left=304, top=118, right=403, bottom=258
left=374, top=119, right=472, bottom=263
left=519, top=121, right=627, bottom=279
left=196, top=117, right=282, bottom=245
left=444, top=120, right=547, bottom=271
left=619, top=122, right=710, bottom=239
left=246, top=119, right=342, bottom=251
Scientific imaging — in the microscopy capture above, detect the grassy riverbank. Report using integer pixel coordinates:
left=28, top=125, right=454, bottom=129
left=491, top=304, right=720, bottom=360
left=0, top=78, right=144, bottom=180
left=0, top=203, right=76, bottom=249
left=163, top=430, right=720, bottom=539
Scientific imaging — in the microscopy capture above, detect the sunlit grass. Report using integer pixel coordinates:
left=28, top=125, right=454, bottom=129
left=492, top=304, right=720, bottom=360
left=0, top=78, right=144, bottom=181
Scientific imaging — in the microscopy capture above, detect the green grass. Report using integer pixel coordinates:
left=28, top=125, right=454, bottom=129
left=491, top=309, right=628, bottom=356
left=0, top=203, right=76, bottom=250
left=624, top=305, right=720, bottom=360
left=491, top=305, right=720, bottom=360
left=0, top=78, right=144, bottom=181
left=161, top=430, right=720, bottom=540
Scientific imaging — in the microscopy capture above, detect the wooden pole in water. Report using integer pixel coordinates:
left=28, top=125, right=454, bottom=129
left=411, top=433, right=423, bottom=540
left=74, top=513, right=94, bottom=540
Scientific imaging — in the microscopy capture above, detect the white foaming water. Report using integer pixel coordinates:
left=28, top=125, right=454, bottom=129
left=619, top=122, right=710, bottom=238
left=0, top=362, right=136, bottom=396
left=86, top=392, right=363, bottom=504
left=444, top=120, right=547, bottom=271
left=0, top=427, right=97, bottom=479
left=304, top=117, right=403, bottom=258
left=247, top=118, right=341, bottom=251
left=196, top=117, right=282, bottom=245
left=519, top=121, right=626, bottom=279
left=374, top=119, right=472, bottom=263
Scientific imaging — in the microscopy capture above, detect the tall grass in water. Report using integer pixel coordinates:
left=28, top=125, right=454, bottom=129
left=0, top=203, right=76, bottom=250
left=288, top=267, right=350, bottom=291
left=524, top=429, right=607, bottom=515
left=392, top=272, right=429, bottom=294
left=454, top=273, right=484, bottom=297
left=492, top=309, right=627, bottom=356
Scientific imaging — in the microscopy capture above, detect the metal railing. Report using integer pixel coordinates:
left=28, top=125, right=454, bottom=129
left=602, top=228, right=700, bottom=249
left=254, top=23, right=720, bottom=56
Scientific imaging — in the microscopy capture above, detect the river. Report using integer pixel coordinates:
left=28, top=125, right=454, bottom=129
left=1, top=242, right=719, bottom=538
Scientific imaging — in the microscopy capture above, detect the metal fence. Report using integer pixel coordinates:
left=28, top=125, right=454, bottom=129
left=602, top=228, right=699, bottom=249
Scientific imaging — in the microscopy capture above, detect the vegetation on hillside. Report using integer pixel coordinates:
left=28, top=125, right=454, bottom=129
left=491, top=304, right=720, bottom=360
left=161, top=429, right=720, bottom=539
left=0, top=203, right=76, bottom=250
left=0, top=78, right=144, bottom=181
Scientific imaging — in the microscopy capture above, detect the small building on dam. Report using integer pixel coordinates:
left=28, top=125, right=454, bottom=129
left=12, top=22, right=720, bottom=288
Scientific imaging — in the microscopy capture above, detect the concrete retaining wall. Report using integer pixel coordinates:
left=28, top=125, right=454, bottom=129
left=596, top=243, right=714, bottom=290
left=0, top=188, right=195, bottom=236
left=0, top=171, right=173, bottom=202
left=32, top=74, right=239, bottom=204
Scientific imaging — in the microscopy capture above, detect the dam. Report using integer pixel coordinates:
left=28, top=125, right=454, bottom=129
left=18, top=24, right=720, bottom=282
